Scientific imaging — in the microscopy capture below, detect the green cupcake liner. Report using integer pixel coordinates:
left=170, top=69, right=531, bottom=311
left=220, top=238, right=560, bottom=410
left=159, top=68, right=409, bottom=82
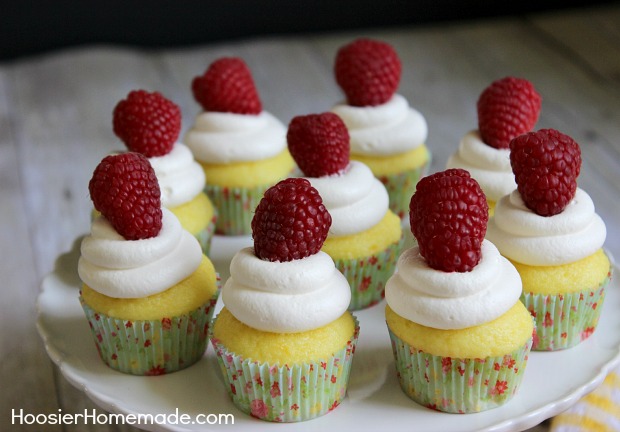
left=194, top=213, right=218, bottom=256
left=522, top=267, right=612, bottom=351
left=205, top=183, right=272, bottom=236
left=377, top=157, right=431, bottom=220
left=209, top=318, right=360, bottom=422
left=332, top=235, right=405, bottom=311
left=387, top=327, right=532, bottom=413
left=80, top=285, right=220, bottom=376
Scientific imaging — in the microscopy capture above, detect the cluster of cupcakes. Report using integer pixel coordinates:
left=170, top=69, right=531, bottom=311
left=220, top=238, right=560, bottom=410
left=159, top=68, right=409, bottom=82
left=74, top=36, right=611, bottom=422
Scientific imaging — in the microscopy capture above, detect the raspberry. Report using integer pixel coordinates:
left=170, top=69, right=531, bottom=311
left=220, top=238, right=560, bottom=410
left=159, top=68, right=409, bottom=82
left=113, top=90, right=181, bottom=157
left=510, top=128, right=581, bottom=216
left=251, top=178, right=332, bottom=262
left=192, top=57, right=262, bottom=114
left=287, top=112, right=350, bottom=177
left=334, top=38, right=402, bottom=107
left=477, top=77, right=542, bottom=149
left=89, top=153, right=163, bottom=240
left=409, top=169, right=489, bottom=272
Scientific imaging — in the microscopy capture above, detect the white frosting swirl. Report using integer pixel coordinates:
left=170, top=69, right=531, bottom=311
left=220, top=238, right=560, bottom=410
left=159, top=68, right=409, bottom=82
left=222, top=248, right=351, bottom=333
left=78, top=209, right=203, bottom=298
left=331, top=94, right=427, bottom=156
left=184, top=111, right=287, bottom=164
left=305, top=161, right=389, bottom=236
left=486, top=188, right=607, bottom=266
left=446, top=130, right=516, bottom=201
left=385, top=240, right=522, bottom=330
left=148, top=142, right=206, bottom=207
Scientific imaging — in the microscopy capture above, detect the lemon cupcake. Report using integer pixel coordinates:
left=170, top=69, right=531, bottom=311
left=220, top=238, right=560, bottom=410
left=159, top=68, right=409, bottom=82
left=385, top=169, right=533, bottom=413
left=185, top=57, right=295, bottom=235
left=332, top=38, right=431, bottom=219
left=446, top=77, right=542, bottom=216
left=287, top=112, right=403, bottom=310
left=79, top=153, right=220, bottom=375
left=113, top=89, right=217, bottom=255
left=487, top=129, right=611, bottom=351
left=210, top=178, right=359, bottom=422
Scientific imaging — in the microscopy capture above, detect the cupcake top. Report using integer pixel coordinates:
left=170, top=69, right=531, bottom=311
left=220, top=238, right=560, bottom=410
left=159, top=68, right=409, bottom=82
left=487, top=128, right=606, bottom=266
left=331, top=38, right=427, bottom=157
left=387, top=240, right=521, bottom=329
left=184, top=57, right=287, bottom=164
left=147, top=142, right=206, bottom=207
left=332, top=94, right=428, bottom=157
left=78, top=153, right=202, bottom=298
left=446, top=77, right=541, bottom=202
left=112, top=90, right=206, bottom=208
left=446, top=131, right=515, bottom=202
left=221, top=178, right=351, bottom=333
left=287, top=112, right=390, bottom=237
left=385, top=169, right=521, bottom=330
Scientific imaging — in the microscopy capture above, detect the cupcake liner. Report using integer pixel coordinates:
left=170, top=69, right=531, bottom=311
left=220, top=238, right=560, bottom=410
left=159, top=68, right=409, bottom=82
left=377, top=158, right=431, bottom=220
left=80, top=285, right=220, bottom=376
left=333, top=235, right=405, bottom=311
left=194, top=212, right=218, bottom=256
left=205, top=183, right=271, bottom=236
left=209, top=318, right=360, bottom=422
left=521, top=268, right=612, bottom=351
left=387, top=327, right=532, bottom=413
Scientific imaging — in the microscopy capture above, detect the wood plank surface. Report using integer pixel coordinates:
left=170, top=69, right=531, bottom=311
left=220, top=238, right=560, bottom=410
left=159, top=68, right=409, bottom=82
left=1, top=3, right=618, bottom=431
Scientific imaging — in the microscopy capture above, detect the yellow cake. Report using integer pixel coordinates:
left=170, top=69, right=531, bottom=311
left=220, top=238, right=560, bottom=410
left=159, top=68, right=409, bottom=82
left=386, top=303, right=533, bottom=359
left=81, top=256, right=218, bottom=321
left=510, top=248, right=610, bottom=296
left=351, top=145, right=430, bottom=178
left=322, top=210, right=401, bottom=260
left=198, top=149, right=294, bottom=189
left=168, top=192, right=215, bottom=237
left=213, top=308, right=355, bottom=365
left=487, top=200, right=497, bottom=217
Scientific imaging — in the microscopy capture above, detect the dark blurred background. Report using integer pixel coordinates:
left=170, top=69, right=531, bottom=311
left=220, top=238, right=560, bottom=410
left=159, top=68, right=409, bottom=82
left=1, top=0, right=615, bottom=61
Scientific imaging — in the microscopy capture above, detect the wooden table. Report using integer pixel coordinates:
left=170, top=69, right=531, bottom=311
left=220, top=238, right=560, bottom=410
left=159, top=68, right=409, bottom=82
left=2, top=4, right=619, bottom=431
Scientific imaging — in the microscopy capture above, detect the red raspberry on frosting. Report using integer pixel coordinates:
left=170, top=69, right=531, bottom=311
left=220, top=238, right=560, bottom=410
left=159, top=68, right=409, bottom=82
left=477, top=77, right=542, bottom=149
left=251, top=178, right=332, bottom=262
left=112, top=90, right=182, bottom=157
left=89, top=152, right=162, bottom=240
left=192, top=57, right=262, bottom=115
left=334, top=38, right=402, bottom=107
left=510, top=128, right=581, bottom=216
left=409, top=169, right=489, bottom=273
left=287, top=112, right=350, bottom=177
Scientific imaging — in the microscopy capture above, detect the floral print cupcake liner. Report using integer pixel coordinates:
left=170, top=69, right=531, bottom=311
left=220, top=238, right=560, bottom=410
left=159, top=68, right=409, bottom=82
left=387, top=327, right=533, bottom=413
left=205, top=183, right=271, bottom=236
left=209, top=318, right=360, bottom=422
left=333, top=236, right=405, bottom=311
left=378, top=159, right=431, bottom=220
left=522, top=268, right=612, bottom=351
left=194, top=213, right=218, bottom=256
left=80, top=287, right=220, bottom=376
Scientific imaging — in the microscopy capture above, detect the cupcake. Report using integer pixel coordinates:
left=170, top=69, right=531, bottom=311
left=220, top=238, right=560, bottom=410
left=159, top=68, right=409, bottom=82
left=487, top=129, right=611, bottom=351
left=385, top=169, right=534, bottom=413
left=78, top=153, right=220, bottom=375
left=210, top=178, right=359, bottom=422
left=287, top=112, right=403, bottom=310
left=446, top=77, right=542, bottom=216
left=113, top=90, right=217, bottom=255
left=185, top=57, right=295, bottom=235
left=331, top=38, right=431, bottom=219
